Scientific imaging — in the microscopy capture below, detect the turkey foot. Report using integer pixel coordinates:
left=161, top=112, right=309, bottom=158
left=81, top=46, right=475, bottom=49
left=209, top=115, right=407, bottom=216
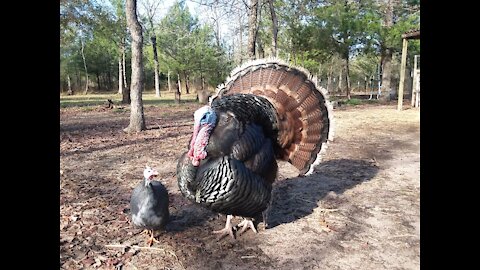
left=213, top=214, right=236, bottom=240
left=143, top=230, right=160, bottom=246
left=237, top=218, right=258, bottom=235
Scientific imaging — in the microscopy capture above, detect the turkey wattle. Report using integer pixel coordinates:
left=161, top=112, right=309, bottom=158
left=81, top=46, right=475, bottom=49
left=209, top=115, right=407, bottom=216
left=177, top=58, right=334, bottom=239
left=130, top=166, right=170, bottom=246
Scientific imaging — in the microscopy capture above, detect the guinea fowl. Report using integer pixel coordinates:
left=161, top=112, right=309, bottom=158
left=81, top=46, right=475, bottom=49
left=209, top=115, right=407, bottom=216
left=177, top=58, right=334, bottom=239
left=130, top=166, right=169, bottom=246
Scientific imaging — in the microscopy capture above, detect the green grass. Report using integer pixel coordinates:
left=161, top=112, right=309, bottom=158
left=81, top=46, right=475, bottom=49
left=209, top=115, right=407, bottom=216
left=331, top=96, right=380, bottom=107
left=60, top=91, right=199, bottom=108
left=344, top=98, right=363, bottom=106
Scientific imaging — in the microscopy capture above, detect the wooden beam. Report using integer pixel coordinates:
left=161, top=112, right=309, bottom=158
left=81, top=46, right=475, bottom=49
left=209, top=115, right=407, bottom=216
left=398, top=38, right=408, bottom=111
left=402, top=30, right=420, bottom=39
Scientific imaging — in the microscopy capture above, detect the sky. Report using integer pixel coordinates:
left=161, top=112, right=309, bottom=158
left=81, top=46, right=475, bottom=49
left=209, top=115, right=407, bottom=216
left=139, top=0, right=231, bottom=43
left=97, top=0, right=236, bottom=48
left=148, top=0, right=200, bottom=19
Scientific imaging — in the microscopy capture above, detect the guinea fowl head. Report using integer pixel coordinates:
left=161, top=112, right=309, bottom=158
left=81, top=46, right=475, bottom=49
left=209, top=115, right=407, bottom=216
left=188, top=106, right=217, bottom=166
left=143, top=165, right=159, bottom=184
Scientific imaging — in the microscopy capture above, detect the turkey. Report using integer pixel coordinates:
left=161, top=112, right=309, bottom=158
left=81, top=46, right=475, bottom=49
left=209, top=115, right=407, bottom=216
left=130, top=166, right=170, bottom=246
left=177, top=58, right=333, bottom=239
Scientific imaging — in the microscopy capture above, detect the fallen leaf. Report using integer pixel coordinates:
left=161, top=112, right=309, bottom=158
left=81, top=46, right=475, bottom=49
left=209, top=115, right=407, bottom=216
left=106, top=258, right=120, bottom=267
left=60, top=235, right=75, bottom=244
left=82, top=257, right=95, bottom=266
left=97, top=255, right=108, bottom=261
left=93, top=258, right=102, bottom=268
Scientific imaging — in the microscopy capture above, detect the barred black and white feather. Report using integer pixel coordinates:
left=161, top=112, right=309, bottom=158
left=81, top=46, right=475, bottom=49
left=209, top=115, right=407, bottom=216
left=177, top=58, right=333, bottom=219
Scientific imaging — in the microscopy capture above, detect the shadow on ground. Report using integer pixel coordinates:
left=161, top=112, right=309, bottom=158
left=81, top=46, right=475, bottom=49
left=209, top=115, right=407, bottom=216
left=267, top=158, right=379, bottom=228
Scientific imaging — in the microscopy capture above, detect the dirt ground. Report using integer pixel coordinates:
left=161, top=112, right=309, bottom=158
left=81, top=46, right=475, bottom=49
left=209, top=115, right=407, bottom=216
left=60, top=100, right=420, bottom=270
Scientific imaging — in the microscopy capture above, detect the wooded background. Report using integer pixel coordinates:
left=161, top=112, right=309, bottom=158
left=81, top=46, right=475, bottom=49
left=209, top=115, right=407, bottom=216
left=60, top=0, right=420, bottom=100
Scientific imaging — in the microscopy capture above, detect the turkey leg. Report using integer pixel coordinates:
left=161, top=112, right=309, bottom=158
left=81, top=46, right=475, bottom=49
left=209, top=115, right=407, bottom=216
left=237, top=217, right=258, bottom=235
left=213, top=214, right=236, bottom=239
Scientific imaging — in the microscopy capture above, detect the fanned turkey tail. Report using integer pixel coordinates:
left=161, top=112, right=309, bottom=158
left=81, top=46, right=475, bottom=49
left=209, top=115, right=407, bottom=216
left=213, top=58, right=334, bottom=176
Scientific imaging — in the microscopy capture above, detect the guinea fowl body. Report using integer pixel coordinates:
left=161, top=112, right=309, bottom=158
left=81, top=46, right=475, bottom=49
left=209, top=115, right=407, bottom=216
left=130, top=177, right=169, bottom=231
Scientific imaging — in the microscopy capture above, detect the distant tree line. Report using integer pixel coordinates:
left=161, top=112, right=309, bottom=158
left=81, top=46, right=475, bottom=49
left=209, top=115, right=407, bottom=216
left=60, top=0, right=419, bottom=100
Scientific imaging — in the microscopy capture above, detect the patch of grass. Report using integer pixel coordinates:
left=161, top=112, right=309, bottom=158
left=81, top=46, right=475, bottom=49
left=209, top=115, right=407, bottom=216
left=60, top=93, right=119, bottom=108
left=364, top=99, right=380, bottom=104
left=344, top=98, right=363, bottom=106
left=60, top=91, right=199, bottom=108
left=113, top=107, right=128, bottom=113
left=342, top=98, right=380, bottom=106
left=81, top=107, right=95, bottom=112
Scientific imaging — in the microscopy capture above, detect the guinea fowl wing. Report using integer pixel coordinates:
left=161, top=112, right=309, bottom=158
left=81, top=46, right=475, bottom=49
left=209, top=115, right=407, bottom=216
left=130, top=168, right=169, bottom=246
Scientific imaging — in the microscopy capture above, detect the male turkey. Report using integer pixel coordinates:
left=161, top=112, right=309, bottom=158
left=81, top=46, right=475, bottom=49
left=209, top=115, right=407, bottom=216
left=130, top=166, right=169, bottom=246
left=177, top=58, right=333, bottom=239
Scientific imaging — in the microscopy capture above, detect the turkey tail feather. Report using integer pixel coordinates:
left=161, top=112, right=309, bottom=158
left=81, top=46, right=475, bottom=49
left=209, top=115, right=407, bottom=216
left=214, top=58, right=334, bottom=176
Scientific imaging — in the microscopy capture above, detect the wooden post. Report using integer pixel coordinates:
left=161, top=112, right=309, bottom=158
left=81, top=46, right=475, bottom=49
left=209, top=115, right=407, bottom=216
left=397, top=38, right=408, bottom=111
left=415, top=70, right=420, bottom=107
left=411, top=55, right=418, bottom=107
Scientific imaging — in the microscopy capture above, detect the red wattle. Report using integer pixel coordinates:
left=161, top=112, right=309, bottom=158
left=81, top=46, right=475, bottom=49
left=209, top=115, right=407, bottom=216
left=188, top=124, right=200, bottom=158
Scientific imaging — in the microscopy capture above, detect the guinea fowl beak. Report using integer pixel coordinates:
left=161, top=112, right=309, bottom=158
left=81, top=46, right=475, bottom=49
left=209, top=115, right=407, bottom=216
left=149, top=170, right=159, bottom=180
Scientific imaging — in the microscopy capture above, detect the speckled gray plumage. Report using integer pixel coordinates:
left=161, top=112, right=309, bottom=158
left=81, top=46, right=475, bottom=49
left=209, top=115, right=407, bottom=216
left=130, top=178, right=169, bottom=230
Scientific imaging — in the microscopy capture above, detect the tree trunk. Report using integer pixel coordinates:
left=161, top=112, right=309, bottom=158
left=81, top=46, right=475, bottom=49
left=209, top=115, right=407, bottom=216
left=379, top=0, right=394, bottom=101
left=80, top=39, right=89, bottom=95
left=175, top=73, right=181, bottom=104
left=345, top=57, right=351, bottom=100
left=257, top=39, right=264, bottom=58
left=364, top=76, right=367, bottom=92
left=76, top=68, right=81, bottom=90
left=212, top=6, right=221, bottom=47
left=118, top=58, right=123, bottom=94
left=121, top=52, right=131, bottom=103
left=122, top=42, right=128, bottom=91
left=107, top=70, right=112, bottom=90
left=326, top=70, right=332, bottom=93
left=247, top=0, right=259, bottom=60
left=338, top=68, right=342, bottom=93
left=122, top=85, right=131, bottom=104
left=183, top=72, right=190, bottom=94
left=268, top=0, right=278, bottom=57
left=256, top=0, right=263, bottom=59
left=124, top=0, right=146, bottom=132
left=177, top=73, right=182, bottom=93
left=151, top=36, right=161, bottom=97
left=96, top=72, right=101, bottom=90
left=380, top=48, right=393, bottom=101
left=67, top=74, right=73, bottom=95
left=318, top=63, right=322, bottom=84
left=238, top=11, right=243, bottom=64
left=167, top=70, right=171, bottom=92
